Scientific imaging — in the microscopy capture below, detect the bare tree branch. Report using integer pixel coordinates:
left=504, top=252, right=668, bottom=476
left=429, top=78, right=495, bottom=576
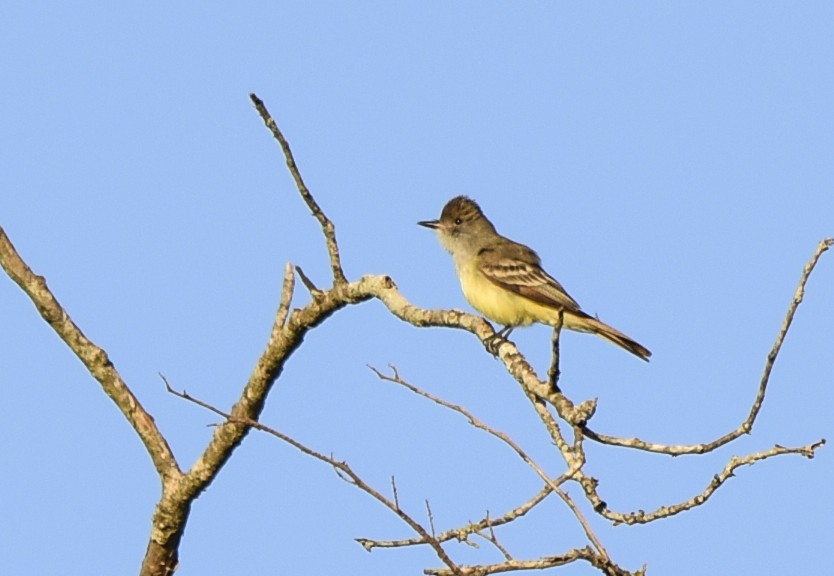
left=165, top=384, right=464, bottom=576
left=0, top=226, right=182, bottom=482
left=583, top=237, right=833, bottom=455
left=548, top=312, right=563, bottom=392
left=594, top=439, right=825, bottom=526
left=275, top=263, right=296, bottom=329
left=295, top=264, right=322, bottom=297
left=168, top=380, right=641, bottom=576
left=479, top=512, right=513, bottom=561
left=0, top=225, right=191, bottom=575
left=425, top=546, right=639, bottom=576
left=369, top=365, right=609, bottom=561
left=250, top=93, right=347, bottom=285
left=359, top=484, right=553, bottom=549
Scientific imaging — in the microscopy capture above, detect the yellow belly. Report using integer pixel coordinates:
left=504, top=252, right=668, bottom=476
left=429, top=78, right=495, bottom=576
left=458, top=265, right=560, bottom=327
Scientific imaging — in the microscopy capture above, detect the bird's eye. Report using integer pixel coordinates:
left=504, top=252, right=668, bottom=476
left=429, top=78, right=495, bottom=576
left=454, top=217, right=463, bottom=225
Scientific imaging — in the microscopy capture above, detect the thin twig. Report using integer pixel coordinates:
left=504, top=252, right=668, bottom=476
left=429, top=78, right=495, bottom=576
left=295, top=265, right=322, bottom=297
left=361, top=484, right=553, bottom=549
left=548, top=311, right=563, bottom=392
left=370, top=365, right=609, bottom=562
left=165, top=383, right=462, bottom=575
left=250, top=93, right=347, bottom=285
left=481, top=511, right=513, bottom=561
left=426, top=500, right=436, bottom=538
left=392, top=476, right=400, bottom=511
left=424, top=546, right=635, bottom=576
left=584, top=237, right=833, bottom=455
left=586, top=439, right=825, bottom=525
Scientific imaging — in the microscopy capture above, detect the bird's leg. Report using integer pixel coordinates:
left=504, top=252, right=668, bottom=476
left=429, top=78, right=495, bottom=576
left=483, top=325, right=514, bottom=356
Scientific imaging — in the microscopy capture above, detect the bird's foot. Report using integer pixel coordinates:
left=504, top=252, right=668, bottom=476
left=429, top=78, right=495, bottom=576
left=483, top=326, right=514, bottom=356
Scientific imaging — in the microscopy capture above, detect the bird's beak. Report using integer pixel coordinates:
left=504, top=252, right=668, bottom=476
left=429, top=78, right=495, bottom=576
left=418, top=219, right=440, bottom=230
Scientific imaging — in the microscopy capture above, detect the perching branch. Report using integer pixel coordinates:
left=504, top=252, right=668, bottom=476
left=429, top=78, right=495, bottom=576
left=240, top=99, right=828, bottom=573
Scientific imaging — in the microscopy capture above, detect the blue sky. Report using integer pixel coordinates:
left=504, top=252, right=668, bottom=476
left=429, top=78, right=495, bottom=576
left=2, top=3, right=832, bottom=575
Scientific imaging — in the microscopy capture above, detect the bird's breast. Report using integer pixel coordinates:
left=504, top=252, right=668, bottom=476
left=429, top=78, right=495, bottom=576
left=457, top=264, right=542, bottom=326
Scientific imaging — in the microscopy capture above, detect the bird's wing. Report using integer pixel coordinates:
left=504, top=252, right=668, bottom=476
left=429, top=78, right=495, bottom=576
left=478, top=246, right=581, bottom=312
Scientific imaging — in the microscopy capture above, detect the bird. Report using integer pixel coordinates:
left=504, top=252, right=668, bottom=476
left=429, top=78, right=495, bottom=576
left=418, top=196, right=651, bottom=361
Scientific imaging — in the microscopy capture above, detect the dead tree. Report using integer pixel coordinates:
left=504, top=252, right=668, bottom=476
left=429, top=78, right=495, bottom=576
left=0, top=94, right=828, bottom=576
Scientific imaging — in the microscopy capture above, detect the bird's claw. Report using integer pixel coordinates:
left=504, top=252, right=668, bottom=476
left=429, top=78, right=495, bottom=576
left=483, top=326, right=514, bottom=356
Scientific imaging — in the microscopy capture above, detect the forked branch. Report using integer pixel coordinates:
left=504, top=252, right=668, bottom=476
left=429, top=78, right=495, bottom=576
left=583, top=237, right=832, bottom=455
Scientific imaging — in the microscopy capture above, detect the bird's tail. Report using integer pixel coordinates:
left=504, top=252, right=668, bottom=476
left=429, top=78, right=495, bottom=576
left=564, top=311, right=651, bottom=362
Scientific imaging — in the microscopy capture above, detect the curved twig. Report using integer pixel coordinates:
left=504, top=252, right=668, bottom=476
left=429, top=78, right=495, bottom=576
left=584, top=237, right=832, bottom=455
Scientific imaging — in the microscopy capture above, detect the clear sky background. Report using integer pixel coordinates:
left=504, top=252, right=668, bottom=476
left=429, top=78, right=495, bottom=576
left=2, top=3, right=832, bottom=575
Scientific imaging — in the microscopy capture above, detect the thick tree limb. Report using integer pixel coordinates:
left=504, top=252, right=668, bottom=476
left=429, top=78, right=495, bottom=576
left=0, top=227, right=181, bottom=481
